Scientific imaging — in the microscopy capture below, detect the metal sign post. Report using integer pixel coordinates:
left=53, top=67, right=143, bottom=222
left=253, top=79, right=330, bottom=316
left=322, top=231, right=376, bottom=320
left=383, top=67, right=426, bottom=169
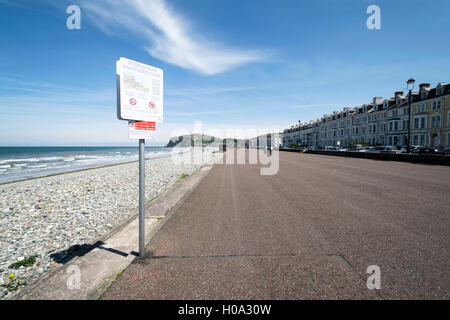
left=139, top=138, right=145, bottom=258
left=116, top=57, right=163, bottom=259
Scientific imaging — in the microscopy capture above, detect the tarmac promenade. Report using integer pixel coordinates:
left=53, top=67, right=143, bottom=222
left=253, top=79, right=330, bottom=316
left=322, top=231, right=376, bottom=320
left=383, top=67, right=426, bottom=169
left=103, top=150, right=450, bottom=299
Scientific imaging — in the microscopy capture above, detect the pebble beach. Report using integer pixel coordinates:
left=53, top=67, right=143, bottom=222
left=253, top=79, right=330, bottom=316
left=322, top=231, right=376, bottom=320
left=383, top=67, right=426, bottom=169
left=0, top=150, right=219, bottom=299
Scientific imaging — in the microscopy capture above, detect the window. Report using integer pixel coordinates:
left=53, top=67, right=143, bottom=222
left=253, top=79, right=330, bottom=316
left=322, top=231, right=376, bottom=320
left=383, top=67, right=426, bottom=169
left=432, top=101, right=442, bottom=110
left=394, top=121, right=398, bottom=131
left=448, top=132, right=450, bottom=145
left=437, top=87, right=443, bottom=95
left=416, top=135, right=426, bottom=146
left=420, top=117, right=426, bottom=129
left=414, top=118, right=419, bottom=129
left=431, top=115, right=441, bottom=128
left=416, top=103, right=426, bottom=113
left=432, top=135, right=440, bottom=146
left=421, top=90, right=428, bottom=99
left=448, top=111, right=450, bottom=126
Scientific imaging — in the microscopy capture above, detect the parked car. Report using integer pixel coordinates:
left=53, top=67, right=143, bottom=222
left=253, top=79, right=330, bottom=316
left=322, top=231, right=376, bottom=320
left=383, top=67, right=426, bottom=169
left=411, top=147, right=439, bottom=155
left=436, top=148, right=450, bottom=155
left=368, top=146, right=386, bottom=153
left=350, top=144, right=364, bottom=151
left=379, top=146, right=401, bottom=154
left=399, top=145, right=423, bottom=153
left=410, top=145, right=424, bottom=151
left=360, top=146, right=375, bottom=152
left=304, top=146, right=317, bottom=152
left=366, top=147, right=384, bottom=153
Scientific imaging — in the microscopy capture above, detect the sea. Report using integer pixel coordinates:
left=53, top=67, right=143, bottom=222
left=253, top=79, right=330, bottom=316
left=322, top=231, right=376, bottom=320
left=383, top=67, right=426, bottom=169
left=0, top=146, right=182, bottom=184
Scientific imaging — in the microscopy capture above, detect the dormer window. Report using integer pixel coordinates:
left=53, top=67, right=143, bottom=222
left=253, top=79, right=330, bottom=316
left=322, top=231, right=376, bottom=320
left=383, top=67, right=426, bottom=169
left=421, top=90, right=428, bottom=99
left=437, top=87, right=443, bottom=95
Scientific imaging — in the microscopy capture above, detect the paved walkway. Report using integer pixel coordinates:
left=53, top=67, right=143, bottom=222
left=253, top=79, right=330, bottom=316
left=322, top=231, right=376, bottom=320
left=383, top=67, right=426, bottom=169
left=103, top=151, right=450, bottom=299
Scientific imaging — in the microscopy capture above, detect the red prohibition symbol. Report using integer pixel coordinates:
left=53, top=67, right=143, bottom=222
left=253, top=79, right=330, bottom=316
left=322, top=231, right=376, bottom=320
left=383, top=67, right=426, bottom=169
left=149, top=101, right=156, bottom=109
left=128, top=122, right=135, bottom=128
left=129, top=98, right=137, bottom=105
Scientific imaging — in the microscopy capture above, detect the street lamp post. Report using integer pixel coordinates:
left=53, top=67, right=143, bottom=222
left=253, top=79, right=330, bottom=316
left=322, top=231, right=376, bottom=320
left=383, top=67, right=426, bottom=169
left=406, top=78, right=415, bottom=153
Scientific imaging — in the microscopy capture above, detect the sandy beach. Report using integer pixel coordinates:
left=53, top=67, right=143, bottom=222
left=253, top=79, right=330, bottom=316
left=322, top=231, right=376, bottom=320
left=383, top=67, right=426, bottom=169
left=0, top=150, right=219, bottom=299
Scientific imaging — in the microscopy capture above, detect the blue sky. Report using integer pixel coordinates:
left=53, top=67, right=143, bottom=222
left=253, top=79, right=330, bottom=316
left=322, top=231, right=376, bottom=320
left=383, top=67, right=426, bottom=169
left=0, top=0, right=449, bottom=146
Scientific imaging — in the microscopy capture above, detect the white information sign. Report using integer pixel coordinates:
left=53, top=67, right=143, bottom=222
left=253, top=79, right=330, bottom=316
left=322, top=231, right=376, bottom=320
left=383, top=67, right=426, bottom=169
left=128, top=121, right=156, bottom=140
left=117, top=57, right=163, bottom=122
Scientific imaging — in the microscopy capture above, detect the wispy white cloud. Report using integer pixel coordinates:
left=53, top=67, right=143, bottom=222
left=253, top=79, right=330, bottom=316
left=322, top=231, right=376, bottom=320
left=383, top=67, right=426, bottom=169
left=165, top=110, right=240, bottom=118
left=0, top=76, right=115, bottom=118
left=0, top=0, right=26, bottom=8
left=165, top=86, right=259, bottom=97
left=78, top=0, right=266, bottom=75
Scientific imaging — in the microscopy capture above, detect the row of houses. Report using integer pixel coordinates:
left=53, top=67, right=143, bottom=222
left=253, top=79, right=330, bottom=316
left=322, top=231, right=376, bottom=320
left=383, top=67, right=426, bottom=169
left=247, top=133, right=283, bottom=149
left=282, top=82, right=450, bottom=149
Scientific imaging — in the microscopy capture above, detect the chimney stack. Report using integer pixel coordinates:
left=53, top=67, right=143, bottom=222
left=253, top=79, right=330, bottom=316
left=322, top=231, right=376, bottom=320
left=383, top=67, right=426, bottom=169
left=419, top=83, right=430, bottom=90
left=373, top=97, right=383, bottom=105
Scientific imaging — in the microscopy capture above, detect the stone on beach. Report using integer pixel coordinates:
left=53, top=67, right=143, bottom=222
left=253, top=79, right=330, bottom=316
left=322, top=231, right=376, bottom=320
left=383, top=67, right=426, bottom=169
left=0, top=152, right=217, bottom=299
